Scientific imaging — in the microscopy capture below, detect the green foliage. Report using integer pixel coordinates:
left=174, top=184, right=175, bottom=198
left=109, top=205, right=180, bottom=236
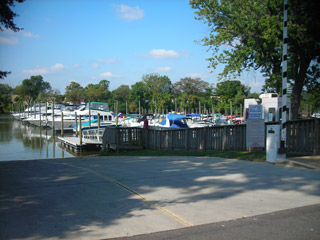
left=111, top=85, right=130, bottom=112
left=64, top=81, right=84, bottom=104
left=129, top=81, right=147, bottom=112
left=14, top=75, right=51, bottom=105
left=214, top=80, right=250, bottom=113
left=190, top=0, right=320, bottom=119
left=84, top=80, right=110, bottom=102
left=142, top=73, right=173, bottom=112
left=0, top=0, right=25, bottom=32
left=0, top=83, right=12, bottom=113
left=4, top=74, right=260, bottom=116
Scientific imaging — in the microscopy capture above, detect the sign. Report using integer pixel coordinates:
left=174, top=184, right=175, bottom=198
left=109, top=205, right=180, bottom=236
left=246, top=119, right=265, bottom=148
left=248, top=105, right=263, bottom=119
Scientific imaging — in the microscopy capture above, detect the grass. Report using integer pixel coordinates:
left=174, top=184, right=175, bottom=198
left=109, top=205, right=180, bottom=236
left=100, top=149, right=266, bottom=162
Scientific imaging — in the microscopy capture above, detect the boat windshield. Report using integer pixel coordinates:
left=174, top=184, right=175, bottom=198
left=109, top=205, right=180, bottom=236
left=87, top=102, right=109, bottom=112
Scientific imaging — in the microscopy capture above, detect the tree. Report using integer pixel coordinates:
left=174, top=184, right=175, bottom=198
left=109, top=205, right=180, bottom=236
left=190, top=0, right=320, bottom=119
left=173, top=77, right=209, bottom=95
left=142, top=73, right=173, bottom=112
left=0, top=0, right=25, bottom=79
left=64, top=82, right=84, bottom=104
left=173, top=77, right=210, bottom=111
left=84, top=80, right=110, bottom=102
left=112, top=85, right=130, bottom=113
left=14, top=75, right=51, bottom=105
left=129, top=81, right=147, bottom=113
left=0, top=83, right=12, bottom=113
left=214, top=80, right=250, bottom=114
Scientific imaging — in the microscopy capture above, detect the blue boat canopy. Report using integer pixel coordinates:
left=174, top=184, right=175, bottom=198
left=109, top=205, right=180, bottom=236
left=166, top=113, right=190, bottom=121
left=159, top=114, right=189, bottom=128
left=186, top=114, right=201, bottom=117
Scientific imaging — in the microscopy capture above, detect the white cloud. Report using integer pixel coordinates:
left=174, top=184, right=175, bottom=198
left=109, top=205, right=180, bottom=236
left=23, top=67, right=48, bottom=75
left=92, top=63, right=99, bottom=69
left=149, top=49, right=180, bottom=59
left=155, top=66, right=172, bottom=73
left=99, top=72, right=121, bottom=78
left=185, top=73, right=206, bottom=79
left=114, top=4, right=144, bottom=21
left=0, top=36, right=18, bottom=45
left=96, top=58, right=120, bottom=64
left=23, top=63, right=65, bottom=75
left=51, top=63, right=64, bottom=70
left=21, top=31, right=40, bottom=38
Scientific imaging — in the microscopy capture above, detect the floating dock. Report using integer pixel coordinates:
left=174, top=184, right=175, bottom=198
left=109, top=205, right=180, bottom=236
left=58, top=136, right=102, bottom=152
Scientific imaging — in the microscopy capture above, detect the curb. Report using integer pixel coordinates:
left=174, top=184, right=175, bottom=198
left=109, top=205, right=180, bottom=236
left=276, top=159, right=320, bottom=171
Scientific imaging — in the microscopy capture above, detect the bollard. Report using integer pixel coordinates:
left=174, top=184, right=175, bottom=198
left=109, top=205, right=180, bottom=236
left=39, top=102, right=41, bottom=127
left=45, top=101, right=48, bottom=127
left=89, top=101, right=91, bottom=129
left=79, top=115, right=82, bottom=151
left=52, top=99, right=55, bottom=130
left=61, top=111, right=64, bottom=137
left=75, top=112, right=78, bottom=137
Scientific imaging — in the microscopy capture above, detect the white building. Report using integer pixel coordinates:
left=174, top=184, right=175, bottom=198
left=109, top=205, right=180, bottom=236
left=244, top=93, right=291, bottom=122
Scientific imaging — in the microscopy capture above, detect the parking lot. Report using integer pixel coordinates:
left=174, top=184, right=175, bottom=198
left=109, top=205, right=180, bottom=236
left=1, top=156, right=320, bottom=239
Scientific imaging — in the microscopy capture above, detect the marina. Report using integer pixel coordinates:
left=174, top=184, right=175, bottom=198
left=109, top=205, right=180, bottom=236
left=7, top=94, right=320, bottom=157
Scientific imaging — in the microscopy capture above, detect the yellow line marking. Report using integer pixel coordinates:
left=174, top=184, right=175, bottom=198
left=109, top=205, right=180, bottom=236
left=60, top=162, right=194, bottom=227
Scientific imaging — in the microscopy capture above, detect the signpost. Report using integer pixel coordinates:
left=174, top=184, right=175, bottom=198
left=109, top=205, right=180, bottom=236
left=246, top=105, right=265, bottom=149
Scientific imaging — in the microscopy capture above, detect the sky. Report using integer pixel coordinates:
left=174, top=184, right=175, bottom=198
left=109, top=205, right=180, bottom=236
left=0, top=0, right=265, bottom=94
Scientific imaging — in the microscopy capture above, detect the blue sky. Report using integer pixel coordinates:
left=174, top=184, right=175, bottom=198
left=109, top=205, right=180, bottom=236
left=0, top=0, right=264, bottom=93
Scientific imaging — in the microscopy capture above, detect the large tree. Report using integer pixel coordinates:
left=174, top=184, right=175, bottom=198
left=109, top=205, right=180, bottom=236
left=14, top=75, right=51, bottom=105
left=84, top=80, right=110, bottom=102
left=142, top=73, right=173, bottom=112
left=111, top=85, right=130, bottom=113
left=214, top=80, right=250, bottom=113
left=0, top=83, right=12, bottom=113
left=173, top=77, right=210, bottom=111
left=190, top=0, right=320, bottom=119
left=64, top=81, right=84, bottom=104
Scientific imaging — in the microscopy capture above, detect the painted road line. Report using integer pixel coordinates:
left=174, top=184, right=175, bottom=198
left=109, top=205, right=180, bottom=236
left=59, top=162, right=194, bottom=227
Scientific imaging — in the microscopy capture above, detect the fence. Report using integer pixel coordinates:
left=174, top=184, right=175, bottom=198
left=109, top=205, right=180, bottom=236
left=102, top=124, right=246, bottom=152
left=286, top=118, right=319, bottom=155
left=102, top=118, right=319, bottom=155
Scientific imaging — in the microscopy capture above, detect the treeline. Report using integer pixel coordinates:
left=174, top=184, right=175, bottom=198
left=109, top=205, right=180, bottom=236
left=1, top=73, right=318, bottom=115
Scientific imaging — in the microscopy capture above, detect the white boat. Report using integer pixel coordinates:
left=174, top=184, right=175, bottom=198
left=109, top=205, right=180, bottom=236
left=45, top=104, right=86, bottom=130
left=73, top=102, right=116, bottom=132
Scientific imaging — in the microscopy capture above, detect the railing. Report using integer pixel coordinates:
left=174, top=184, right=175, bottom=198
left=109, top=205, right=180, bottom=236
left=286, top=118, right=320, bottom=155
left=144, top=125, right=246, bottom=151
left=82, top=128, right=105, bottom=144
left=102, top=124, right=246, bottom=152
left=102, top=127, right=143, bottom=151
left=102, top=118, right=320, bottom=155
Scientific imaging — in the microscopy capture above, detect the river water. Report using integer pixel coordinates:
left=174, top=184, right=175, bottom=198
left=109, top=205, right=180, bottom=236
left=0, top=115, right=81, bottom=161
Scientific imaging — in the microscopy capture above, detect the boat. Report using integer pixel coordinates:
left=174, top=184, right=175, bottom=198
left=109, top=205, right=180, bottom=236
left=154, top=113, right=190, bottom=129
left=73, top=102, right=116, bottom=132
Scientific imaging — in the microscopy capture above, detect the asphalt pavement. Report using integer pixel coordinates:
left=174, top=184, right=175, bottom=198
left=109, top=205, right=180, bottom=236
left=108, top=204, right=320, bottom=240
left=1, top=156, right=319, bottom=240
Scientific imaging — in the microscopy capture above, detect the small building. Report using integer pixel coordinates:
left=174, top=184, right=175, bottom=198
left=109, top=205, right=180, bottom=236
left=244, top=93, right=291, bottom=122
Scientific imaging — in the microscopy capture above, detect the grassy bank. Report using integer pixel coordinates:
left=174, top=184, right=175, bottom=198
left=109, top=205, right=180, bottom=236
left=101, top=149, right=266, bottom=162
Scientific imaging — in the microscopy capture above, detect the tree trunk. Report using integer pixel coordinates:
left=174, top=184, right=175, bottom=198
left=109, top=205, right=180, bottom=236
left=291, top=57, right=311, bottom=120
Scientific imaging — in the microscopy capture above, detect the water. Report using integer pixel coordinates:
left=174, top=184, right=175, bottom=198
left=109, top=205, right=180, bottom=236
left=0, top=115, right=77, bottom=161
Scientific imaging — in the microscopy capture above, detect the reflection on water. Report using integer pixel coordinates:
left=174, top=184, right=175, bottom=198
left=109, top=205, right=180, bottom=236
left=0, top=115, right=75, bottom=161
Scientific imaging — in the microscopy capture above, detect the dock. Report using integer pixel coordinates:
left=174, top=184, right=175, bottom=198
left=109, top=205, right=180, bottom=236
left=58, top=136, right=101, bottom=152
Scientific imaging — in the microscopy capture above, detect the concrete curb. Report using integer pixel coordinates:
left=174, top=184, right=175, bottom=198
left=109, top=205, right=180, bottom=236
left=276, top=158, right=320, bottom=171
